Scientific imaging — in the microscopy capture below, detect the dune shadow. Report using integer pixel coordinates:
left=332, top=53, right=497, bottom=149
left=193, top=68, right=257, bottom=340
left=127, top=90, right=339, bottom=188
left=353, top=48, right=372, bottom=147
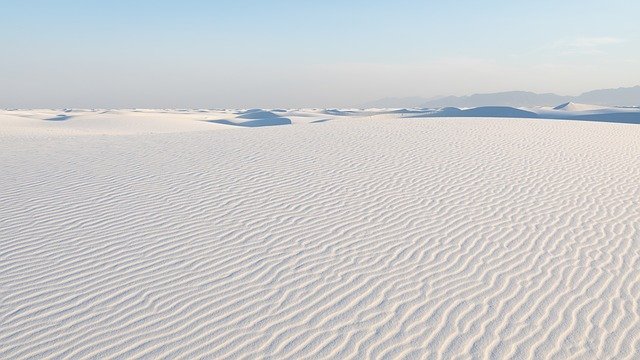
left=44, top=114, right=72, bottom=121
left=567, top=113, right=640, bottom=124
left=322, top=109, right=357, bottom=116
left=206, top=118, right=292, bottom=127
left=407, top=106, right=640, bottom=125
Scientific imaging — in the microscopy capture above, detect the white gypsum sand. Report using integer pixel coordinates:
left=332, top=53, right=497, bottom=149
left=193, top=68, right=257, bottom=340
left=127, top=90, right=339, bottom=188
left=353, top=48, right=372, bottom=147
left=1, top=110, right=640, bottom=359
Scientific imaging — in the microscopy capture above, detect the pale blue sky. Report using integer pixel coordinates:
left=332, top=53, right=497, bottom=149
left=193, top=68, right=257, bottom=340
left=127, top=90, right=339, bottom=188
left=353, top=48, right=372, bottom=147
left=1, top=0, right=639, bottom=108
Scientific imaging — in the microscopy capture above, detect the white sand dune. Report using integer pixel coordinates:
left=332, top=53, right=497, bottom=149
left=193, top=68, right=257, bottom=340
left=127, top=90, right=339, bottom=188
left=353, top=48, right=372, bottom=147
left=0, top=109, right=229, bottom=135
left=552, top=102, right=611, bottom=112
left=1, top=110, right=640, bottom=359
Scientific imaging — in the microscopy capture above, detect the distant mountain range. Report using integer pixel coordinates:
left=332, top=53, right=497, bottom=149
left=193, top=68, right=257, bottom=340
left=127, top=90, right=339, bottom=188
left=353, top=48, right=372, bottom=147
left=362, top=85, right=640, bottom=108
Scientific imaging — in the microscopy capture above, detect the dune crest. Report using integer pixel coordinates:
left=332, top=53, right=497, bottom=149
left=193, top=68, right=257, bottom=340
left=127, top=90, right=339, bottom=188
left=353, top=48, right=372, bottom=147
left=553, top=102, right=610, bottom=111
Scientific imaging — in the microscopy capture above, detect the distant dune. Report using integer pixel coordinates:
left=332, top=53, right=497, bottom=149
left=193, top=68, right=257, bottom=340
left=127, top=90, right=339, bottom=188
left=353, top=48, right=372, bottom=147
left=2, top=109, right=640, bottom=358
left=413, top=103, right=640, bottom=124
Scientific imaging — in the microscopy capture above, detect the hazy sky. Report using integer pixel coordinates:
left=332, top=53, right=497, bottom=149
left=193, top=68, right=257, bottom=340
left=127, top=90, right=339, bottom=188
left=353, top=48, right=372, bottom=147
left=1, top=0, right=639, bottom=108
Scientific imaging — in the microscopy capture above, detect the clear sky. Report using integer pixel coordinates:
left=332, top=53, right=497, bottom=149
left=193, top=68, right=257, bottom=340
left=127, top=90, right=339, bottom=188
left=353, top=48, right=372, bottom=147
left=1, top=0, right=639, bottom=108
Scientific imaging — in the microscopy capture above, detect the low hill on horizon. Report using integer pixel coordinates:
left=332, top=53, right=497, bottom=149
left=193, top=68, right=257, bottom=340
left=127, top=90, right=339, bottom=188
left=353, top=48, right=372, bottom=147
left=362, top=85, right=640, bottom=108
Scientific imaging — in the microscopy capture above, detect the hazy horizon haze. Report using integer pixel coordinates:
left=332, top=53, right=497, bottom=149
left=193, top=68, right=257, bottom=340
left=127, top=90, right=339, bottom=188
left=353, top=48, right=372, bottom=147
left=2, top=0, right=639, bottom=108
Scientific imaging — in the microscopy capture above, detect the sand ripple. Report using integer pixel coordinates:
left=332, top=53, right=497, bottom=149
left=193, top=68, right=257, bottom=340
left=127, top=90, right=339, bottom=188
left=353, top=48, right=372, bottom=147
left=1, top=117, right=639, bottom=359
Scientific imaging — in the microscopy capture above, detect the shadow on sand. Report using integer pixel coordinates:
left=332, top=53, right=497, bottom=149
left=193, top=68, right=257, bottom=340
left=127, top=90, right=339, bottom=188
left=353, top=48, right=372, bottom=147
left=410, top=106, right=640, bottom=125
left=44, top=114, right=72, bottom=121
left=206, top=118, right=292, bottom=127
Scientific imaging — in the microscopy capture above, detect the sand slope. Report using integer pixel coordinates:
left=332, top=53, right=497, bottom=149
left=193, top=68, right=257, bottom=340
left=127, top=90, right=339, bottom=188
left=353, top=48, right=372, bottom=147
left=1, top=112, right=640, bottom=359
